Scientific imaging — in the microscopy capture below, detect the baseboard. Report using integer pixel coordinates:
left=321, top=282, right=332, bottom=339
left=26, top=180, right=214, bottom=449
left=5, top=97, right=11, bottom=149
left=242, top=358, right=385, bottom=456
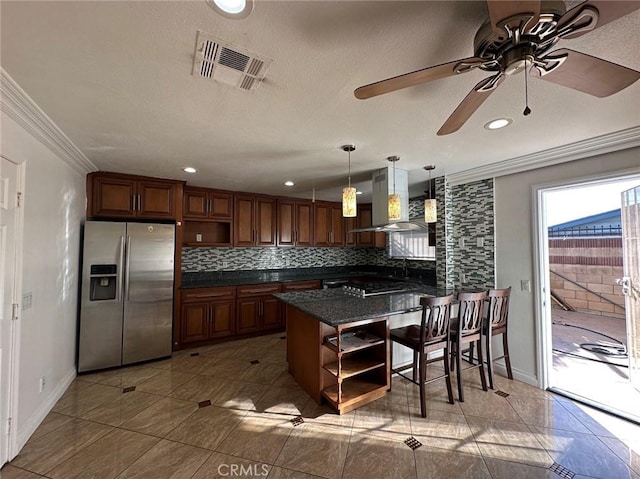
left=491, top=361, right=538, bottom=388
left=15, top=367, right=76, bottom=455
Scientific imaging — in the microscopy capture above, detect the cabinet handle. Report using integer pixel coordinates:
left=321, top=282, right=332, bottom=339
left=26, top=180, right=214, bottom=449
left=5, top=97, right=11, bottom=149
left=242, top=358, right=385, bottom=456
left=136, top=194, right=141, bottom=211
left=131, top=195, right=136, bottom=211
left=208, top=198, right=212, bottom=215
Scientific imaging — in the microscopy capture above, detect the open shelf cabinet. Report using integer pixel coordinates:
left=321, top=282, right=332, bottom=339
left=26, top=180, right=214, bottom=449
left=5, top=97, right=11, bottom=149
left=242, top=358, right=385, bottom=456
left=320, top=318, right=390, bottom=414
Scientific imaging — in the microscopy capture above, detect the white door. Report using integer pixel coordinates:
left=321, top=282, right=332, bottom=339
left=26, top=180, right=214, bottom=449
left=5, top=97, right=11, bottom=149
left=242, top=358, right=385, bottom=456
left=0, top=156, right=21, bottom=465
left=621, top=185, right=640, bottom=392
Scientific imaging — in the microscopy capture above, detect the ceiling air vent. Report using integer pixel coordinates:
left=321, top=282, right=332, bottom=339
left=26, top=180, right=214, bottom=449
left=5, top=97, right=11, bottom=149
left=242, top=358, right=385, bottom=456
left=192, top=31, right=272, bottom=92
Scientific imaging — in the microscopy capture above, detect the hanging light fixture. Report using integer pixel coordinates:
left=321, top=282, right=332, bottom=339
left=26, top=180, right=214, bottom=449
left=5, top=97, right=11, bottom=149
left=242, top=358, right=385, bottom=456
left=424, top=165, right=437, bottom=223
left=387, top=156, right=401, bottom=221
left=342, top=145, right=357, bottom=217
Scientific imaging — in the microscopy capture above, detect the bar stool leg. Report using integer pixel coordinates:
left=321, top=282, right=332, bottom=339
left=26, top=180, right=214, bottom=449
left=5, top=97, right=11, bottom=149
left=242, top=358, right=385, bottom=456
left=443, top=345, right=454, bottom=404
left=503, top=332, right=514, bottom=380
left=419, top=350, right=427, bottom=418
left=476, top=339, right=488, bottom=392
left=486, top=330, right=495, bottom=389
left=455, top=340, right=464, bottom=402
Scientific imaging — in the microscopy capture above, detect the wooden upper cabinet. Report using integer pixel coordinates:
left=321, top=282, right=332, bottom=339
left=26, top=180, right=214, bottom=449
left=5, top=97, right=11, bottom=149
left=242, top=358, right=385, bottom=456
left=314, top=202, right=344, bottom=247
left=184, top=187, right=233, bottom=220
left=277, top=199, right=314, bottom=247
left=345, top=216, right=357, bottom=247
left=87, top=172, right=182, bottom=220
left=234, top=194, right=276, bottom=247
left=351, top=203, right=386, bottom=248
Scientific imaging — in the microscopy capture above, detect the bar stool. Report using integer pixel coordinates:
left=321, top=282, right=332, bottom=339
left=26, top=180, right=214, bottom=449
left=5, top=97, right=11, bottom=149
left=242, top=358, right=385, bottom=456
left=450, top=291, right=488, bottom=402
left=390, top=295, right=455, bottom=418
left=484, top=287, right=513, bottom=389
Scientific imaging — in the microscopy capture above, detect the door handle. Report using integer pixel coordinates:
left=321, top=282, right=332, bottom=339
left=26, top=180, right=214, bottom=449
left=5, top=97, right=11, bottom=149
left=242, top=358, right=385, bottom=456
left=117, top=235, right=125, bottom=301
left=616, top=277, right=631, bottom=296
left=125, top=236, right=132, bottom=301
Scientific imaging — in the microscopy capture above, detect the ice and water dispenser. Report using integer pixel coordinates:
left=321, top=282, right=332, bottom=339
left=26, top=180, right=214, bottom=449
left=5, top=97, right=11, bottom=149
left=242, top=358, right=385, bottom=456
left=89, top=264, right=118, bottom=301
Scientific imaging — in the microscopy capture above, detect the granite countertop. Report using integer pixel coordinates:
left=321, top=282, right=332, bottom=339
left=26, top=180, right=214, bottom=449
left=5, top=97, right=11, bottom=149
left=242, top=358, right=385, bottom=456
left=181, top=266, right=436, bottom=289
left=274, top=285, right=448, bottom=327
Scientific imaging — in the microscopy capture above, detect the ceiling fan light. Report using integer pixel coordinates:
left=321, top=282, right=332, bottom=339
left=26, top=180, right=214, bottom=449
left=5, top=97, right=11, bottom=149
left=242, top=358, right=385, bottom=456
left=343, top=187, right=357, bottom=217
left=388, top=194, right=401, bottom=221
left=424, top=198, right=437, bottom=223
left=484, top=118, right=512, bottom=130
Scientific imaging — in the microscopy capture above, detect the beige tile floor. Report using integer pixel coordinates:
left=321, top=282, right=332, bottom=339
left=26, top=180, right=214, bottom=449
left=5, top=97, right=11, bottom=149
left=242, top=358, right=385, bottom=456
left=3, top=332, right=640, bottom=479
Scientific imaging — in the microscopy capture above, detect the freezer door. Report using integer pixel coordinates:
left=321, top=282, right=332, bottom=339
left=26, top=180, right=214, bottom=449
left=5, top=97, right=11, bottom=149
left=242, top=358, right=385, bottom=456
left=78, top=221, right=126, bottom=372
left=122, top=222, right=175, bottom=365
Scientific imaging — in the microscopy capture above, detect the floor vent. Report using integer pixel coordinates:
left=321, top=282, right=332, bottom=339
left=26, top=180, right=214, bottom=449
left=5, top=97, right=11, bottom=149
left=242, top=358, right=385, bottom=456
left=122, top=386, right=136, bottom=394
left=193, top=31, right=272, bottom=92
left=404, top=436, right=423, bottom=450
left=549, top=462, right=575, bottom=478
left=495, top=390, right=510, bottom=398
left=291, top=416, right=304, bottom=427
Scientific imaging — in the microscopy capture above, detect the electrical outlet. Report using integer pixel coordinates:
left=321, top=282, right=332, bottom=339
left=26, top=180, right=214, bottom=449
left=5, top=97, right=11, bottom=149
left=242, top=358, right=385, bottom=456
left=461, top=273, right=467, bottom=283
left=222, top=261, right=229, bottom=268
left=521, top=280, right=531, bottom=292
left=459, top=238, right=465, bottom=248
left=476, top=237, right=484, bottom=248
left=39, top=376, right=46, bottom=393
left=195, top=234, right=202, bottom=242
left=22, top=292, right=33, bottom=310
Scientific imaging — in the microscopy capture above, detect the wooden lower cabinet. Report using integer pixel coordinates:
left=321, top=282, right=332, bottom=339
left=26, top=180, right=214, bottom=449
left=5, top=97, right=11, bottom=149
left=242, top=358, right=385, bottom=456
left=181, top=287, right=236, bottom=345
left=236, top=283, right=283, bottom=333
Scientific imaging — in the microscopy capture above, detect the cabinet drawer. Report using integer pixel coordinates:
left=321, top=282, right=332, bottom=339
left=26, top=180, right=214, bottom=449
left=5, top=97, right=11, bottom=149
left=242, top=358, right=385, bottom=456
left=182, top=287, right=236, bottom=302
left=236, top=283, right=282, bottom=297
left=281, top=280, right=321, bottom=292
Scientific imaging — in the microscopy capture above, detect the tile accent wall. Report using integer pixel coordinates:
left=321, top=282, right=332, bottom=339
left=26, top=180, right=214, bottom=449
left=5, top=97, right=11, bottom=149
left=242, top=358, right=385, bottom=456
left=450, top=178, right=495, bottom=289
left=436, top=176, right=456, bottom=289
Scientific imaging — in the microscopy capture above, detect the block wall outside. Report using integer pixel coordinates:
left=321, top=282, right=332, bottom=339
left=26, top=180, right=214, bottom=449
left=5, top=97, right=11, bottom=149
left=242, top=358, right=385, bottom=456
left=549, top=237, right=625, bottom=319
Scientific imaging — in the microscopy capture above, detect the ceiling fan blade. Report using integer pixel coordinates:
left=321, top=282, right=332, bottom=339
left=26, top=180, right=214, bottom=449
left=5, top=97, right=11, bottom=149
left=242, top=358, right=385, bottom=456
left=532, top=48, right=640, bottom=97
left=354, top=57, right=484, bottom=100
left=558, top=1, right=640, bottom=40
left=486, top=0, right=540, bottom=33
left=437, top=75, right=505, bottom=136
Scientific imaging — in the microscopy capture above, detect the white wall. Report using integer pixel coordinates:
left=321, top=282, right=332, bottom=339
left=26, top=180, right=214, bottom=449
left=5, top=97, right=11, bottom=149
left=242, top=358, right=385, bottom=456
left=494, top=146, right=640, bottom=385
left=1, top=110, right=87, bottom=451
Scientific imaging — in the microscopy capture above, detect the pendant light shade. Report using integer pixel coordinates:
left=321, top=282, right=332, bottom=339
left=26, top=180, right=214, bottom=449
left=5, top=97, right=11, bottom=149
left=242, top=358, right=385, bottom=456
left=424, top=165, right=437, bottom=223
left=387, top=156, right=401, bottom=221
left=341, top=145, right=357, bottom=218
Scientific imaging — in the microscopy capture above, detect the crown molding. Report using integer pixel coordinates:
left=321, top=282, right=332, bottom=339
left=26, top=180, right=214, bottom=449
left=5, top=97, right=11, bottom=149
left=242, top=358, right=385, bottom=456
left=1, top=68, right=96, bottom=175
left=447, top=126, right=640, bottom=186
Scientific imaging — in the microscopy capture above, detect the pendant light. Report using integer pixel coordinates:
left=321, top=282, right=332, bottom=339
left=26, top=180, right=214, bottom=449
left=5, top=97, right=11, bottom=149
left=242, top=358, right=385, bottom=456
left=424, top=165, right=437, bottom=223
left=342, top=145, right=357, bottom=218
left=387, top=156, right=401, bottom=221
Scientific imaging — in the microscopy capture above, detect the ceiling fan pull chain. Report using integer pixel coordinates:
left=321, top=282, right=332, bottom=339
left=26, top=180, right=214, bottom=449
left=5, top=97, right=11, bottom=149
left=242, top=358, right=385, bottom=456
left=523, top=64, right=531, bottom=116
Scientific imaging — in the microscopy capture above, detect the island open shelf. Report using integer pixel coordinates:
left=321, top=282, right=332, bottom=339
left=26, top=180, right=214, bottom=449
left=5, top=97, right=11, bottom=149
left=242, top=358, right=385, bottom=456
left=283, top=303, right=390, bottom=414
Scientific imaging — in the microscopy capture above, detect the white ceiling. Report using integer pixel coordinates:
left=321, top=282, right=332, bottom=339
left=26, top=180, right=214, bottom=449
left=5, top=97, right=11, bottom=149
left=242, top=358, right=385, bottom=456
left=1, top=1, right=639, bottom=201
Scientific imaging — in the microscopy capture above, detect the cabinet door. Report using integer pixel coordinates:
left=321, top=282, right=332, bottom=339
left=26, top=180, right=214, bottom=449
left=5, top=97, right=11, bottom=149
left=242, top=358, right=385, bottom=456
left=357, top=204, right=375, bottom=247
left=345, top=216, right=357, bottom=247
left=181, top=303, right=209, bottom=343
left=236, top=298, right=260, bottom=333
left=91, top=176, right=137, bottom=218
left=209, top=192, right=233, bottom=219
left=137, top=180, right=176, bottom=219
left=313, top=202, right=331, bottom=246
left=260, top=296, right=282, bottom=330
left=183, top=189, right=209, bottom=219
left=295, top=200, right=314, bottom=246
left=209, top=300, right=235, bottom=338
left=329, top=203, right=345, bottom=246
left=255, top=196, right=277, bottom=246
left=277, top=200, right=295, bottom=247
left=234, top=195, right=255, bottom=246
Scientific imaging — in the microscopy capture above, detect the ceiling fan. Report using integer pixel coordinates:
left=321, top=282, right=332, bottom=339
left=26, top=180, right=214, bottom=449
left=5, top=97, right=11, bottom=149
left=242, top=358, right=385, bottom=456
left=354, top=0, right=640, bottom=135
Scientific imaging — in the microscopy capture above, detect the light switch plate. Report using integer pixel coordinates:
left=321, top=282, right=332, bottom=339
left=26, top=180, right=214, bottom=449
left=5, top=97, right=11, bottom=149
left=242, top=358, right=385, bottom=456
left=476, top=237, right=484, bottom=247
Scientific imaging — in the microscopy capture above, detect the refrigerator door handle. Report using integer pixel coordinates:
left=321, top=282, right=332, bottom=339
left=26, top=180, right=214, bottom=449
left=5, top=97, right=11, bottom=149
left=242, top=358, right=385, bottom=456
left=125, top=235, right=132, bottom=301
left=118, top=235, right=125, bottom=301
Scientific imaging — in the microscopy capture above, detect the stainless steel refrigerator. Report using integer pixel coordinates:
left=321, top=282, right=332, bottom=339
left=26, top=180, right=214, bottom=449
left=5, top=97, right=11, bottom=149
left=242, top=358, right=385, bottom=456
left=78, top=221, right=175, bottom=372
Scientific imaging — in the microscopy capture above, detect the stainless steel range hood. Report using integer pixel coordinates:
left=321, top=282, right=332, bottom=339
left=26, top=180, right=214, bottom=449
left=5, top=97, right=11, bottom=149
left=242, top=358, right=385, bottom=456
left=350, top=166, right=430, bottom=233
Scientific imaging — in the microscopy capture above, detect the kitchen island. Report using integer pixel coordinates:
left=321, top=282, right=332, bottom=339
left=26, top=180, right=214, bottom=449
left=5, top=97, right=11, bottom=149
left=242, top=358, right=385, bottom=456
left=275, top=285, right=440, bottom=414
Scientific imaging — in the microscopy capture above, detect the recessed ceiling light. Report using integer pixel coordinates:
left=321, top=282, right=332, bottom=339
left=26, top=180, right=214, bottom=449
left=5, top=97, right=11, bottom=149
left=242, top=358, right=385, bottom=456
left=206, top=0, right=253, bottom=18
left=182, top=167, right=198, bottom=174
left=484, top=118, right=513, bottom=130
left=356, top=191, right=363, bottom=195
left=284, top=180, right=294, bottom=187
